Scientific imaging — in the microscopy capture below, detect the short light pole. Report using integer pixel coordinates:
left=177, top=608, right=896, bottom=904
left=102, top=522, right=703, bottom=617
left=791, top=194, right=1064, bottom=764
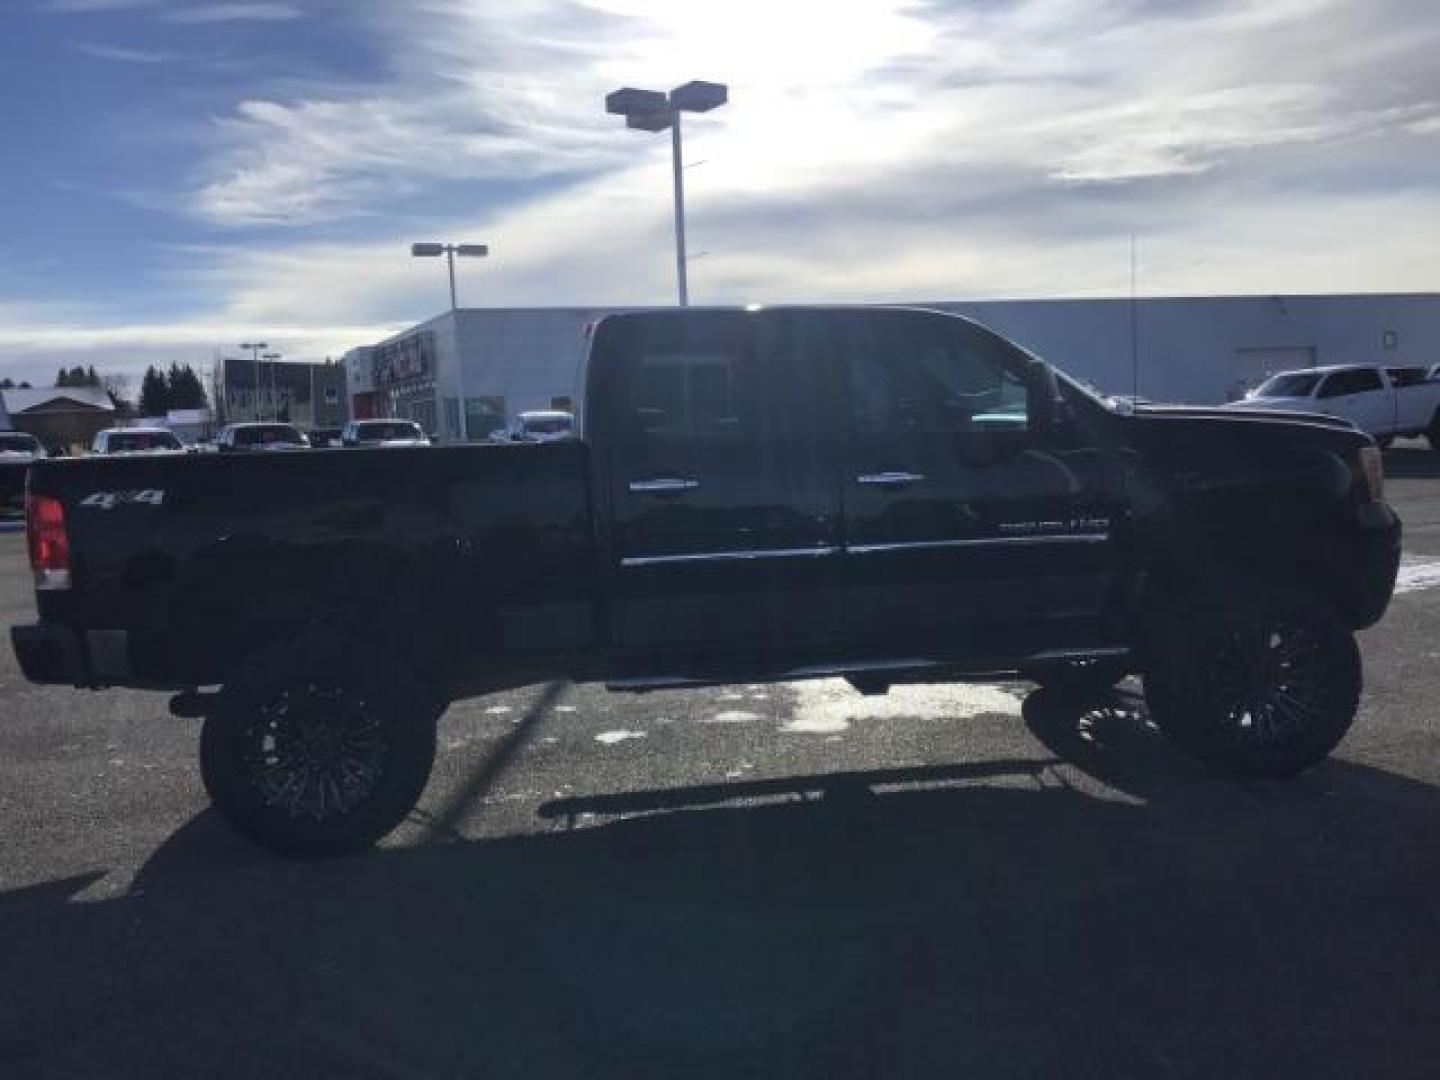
left=605, top=80, right=728, bottom=306
left=262, top=352, right=281, bottom=421
left=239, top=342, right=268, bottom=421
left=411, top=242, right=489, bottom=311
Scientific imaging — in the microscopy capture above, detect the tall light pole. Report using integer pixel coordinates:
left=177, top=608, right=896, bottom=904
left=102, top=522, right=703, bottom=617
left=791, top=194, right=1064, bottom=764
left=262, top=352, right=281, bottom=421
left=239, top=342, right=267, bottom=421
left=605, top=80, right=728, bottom=306
left=411, top=242, right=489, bottom=311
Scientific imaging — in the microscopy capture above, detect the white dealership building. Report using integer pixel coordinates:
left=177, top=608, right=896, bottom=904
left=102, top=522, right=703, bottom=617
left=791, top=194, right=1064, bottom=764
left=345, top=292, right=1440, bottom=442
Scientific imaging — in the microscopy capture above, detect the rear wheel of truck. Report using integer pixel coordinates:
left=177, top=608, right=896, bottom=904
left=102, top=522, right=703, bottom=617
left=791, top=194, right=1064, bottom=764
left=1143, top=584, right=1360, bottom=777
left=200, top=638, right=441, bottom=857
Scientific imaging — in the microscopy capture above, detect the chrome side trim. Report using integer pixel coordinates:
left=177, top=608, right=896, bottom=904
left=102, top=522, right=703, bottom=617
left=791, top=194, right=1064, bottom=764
left=848, top=534, right=1108, bottom=555
left=856, top=471, right=926, bottom=486
left=621, top=546, right=840, bottom=568
left=628, top=477, right=700, bottom=494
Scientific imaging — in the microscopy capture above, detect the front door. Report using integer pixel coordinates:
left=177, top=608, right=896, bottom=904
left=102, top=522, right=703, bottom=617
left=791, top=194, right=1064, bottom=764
left=1317, top=368, right=1391, bottom=434
left=833, top=309, right=1122, bottom=660
left=601, top=312, right=843, bottom=664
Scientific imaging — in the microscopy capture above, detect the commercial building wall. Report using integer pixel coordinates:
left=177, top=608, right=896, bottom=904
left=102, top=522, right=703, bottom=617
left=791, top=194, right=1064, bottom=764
left=351, top=293, right=1440, bottom=442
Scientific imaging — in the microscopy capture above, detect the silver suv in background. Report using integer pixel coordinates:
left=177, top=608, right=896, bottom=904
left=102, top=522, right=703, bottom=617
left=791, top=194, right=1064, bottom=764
left=341, top=419, right=430, bottom=448
left=91, top=427, right=184, bottom=456
left=215, top=423, right=310, bottom=452
left=501, top=410, right=574, bottom=443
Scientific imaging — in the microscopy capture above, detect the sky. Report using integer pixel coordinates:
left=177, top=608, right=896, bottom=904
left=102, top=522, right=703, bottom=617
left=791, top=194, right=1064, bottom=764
left=1, top=0, right=1438, bottom=388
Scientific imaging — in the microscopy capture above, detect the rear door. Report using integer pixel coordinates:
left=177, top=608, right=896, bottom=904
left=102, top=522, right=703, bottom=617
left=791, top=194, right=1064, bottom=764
left=1386, top=367, right=1432, bottom=432
left=1317, top=368, right=1391, bottom=434
left=833, top=309, right=1122, bottom=658
left=600, top=312, right=842, bottom=660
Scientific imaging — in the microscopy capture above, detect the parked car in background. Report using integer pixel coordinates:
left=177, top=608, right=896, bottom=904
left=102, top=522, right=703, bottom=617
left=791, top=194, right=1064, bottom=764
left=308, top=426, right=344, bottom=449
left=91, top=427, right=185, bottom=456
left=502, top=410, right=574, bottom=442
left=1225, top=364, right=1440, bottom=447
left=340, top=418, right=430, bottom=448
left=0, top=430, right=46, bottom=507
left=215, top=422, right=310, bottom=452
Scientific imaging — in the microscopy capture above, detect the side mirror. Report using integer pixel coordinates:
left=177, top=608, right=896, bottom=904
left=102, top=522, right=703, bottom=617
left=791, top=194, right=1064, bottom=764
left=1024, top=359, right=1062, bottom=433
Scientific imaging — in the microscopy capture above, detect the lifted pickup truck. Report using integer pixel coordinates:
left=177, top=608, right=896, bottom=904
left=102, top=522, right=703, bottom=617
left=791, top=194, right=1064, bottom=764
left=11, top=307, right=1401, bottom=855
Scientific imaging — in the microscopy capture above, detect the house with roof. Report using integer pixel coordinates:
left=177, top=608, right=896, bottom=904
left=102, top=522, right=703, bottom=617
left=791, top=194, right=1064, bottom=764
left=0, top=386, right=115, bottom=455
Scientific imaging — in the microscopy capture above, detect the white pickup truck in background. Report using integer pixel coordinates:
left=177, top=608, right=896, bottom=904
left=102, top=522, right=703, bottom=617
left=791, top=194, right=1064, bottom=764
left=1226, top=364, right=1440, bottom=448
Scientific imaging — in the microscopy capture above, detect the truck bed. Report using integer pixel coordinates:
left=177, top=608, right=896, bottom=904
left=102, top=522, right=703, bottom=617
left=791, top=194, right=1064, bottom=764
left=21, top=442, right=596, bottom=688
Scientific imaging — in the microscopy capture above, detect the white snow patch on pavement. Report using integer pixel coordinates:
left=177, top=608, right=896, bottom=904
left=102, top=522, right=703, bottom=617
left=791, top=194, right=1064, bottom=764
left=1395, top=558, right=1440, bottom=595
left=594, top=730, right=647, bottom=745
left=703, top=710, right=762, bottom=724
left=784, top=678, right=1020, bottom=735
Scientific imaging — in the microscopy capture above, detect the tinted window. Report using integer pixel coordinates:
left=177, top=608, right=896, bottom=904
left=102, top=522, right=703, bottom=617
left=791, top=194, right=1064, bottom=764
left=522, top=417, right=572, bottom=435
left=1319, top=369, right=1383, bottom=398
left=1386, top=367, right=1428, bottom=387
left=1255, top=372, right=1320, bottom=397
left=630, top=349, right=748, bottom=440
left=846, top=315, right=1028, bottom=436
left=0, top=434, right=40, bottom=455
left=235, top=425, right=305, bottom=446
left=356, top=422, right=423, bottom=441
left=107, top=431, right=181, bottom=452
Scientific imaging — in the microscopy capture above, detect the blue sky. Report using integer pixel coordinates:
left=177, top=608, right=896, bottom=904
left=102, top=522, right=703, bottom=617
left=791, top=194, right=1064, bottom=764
left=2, top=0, right=1439, bottom=387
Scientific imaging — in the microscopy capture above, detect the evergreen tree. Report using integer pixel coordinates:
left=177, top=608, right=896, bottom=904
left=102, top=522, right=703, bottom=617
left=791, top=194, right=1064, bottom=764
left=55, top=367, right=69, bottom=388
left=86, top=365, right=99, bottom=386
left=68, top=365, right=86, bottom=387
left=138, top=366, right=170, bottom=417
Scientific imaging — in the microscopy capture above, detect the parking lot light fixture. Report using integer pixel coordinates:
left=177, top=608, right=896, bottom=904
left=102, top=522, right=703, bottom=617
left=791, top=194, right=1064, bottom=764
left=239, top=342, right=268, bottom=422
left=262, top=352, right=281, bottom=421
left=604, top=79, right=728, bottom=307
left=411, top=242, right=490, bottom=312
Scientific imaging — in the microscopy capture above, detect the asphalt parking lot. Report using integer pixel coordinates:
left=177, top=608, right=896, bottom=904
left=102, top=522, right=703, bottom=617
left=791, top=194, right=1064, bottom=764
left=3, top=446, right=1440, bottom=1079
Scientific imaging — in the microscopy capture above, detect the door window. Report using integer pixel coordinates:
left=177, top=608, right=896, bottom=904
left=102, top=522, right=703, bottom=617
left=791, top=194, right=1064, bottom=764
left=1318, top=369, right=1382, bottom=398
left=847, top=317, right=1027, bottom=437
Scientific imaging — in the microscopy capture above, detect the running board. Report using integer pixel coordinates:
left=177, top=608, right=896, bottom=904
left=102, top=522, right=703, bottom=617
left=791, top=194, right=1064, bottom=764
left=605, top=647, right=1131, bottom=694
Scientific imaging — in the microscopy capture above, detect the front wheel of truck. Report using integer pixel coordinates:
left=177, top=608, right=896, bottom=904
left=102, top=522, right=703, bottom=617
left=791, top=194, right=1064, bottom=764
left=200, top=638, right=441, bottom=857
left=1143, top=584, right=1361, bottom=777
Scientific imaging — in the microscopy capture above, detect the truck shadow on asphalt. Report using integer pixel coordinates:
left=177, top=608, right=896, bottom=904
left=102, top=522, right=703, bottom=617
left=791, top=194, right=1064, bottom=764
left=5, top=688, right=1440, bottom=1079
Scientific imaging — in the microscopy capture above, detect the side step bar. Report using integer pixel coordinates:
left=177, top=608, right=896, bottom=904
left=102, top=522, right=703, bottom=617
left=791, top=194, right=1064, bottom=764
left=605, top=647, right=1131, bottom=694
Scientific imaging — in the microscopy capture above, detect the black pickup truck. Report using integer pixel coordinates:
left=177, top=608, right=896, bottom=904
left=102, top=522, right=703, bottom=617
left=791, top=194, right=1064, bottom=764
left=11, top=307, right=1401, bottom=855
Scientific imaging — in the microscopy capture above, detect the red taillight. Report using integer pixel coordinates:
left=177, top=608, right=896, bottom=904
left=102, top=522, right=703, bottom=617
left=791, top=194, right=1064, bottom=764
left=26, top=493, right=71, bottom=590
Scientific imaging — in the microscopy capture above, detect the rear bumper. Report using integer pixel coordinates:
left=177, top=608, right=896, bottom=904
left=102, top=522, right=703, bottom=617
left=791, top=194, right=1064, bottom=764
left=1349, top=501, right=1402, bottom=629
left=10, top=623, right=89, bottom=686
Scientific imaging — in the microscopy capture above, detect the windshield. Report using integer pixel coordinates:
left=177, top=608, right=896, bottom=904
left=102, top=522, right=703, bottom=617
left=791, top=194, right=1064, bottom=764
left=1254, top=372, right=1321, bottom=398
left=0, top=433, right=40, bottom=455
left=522, top=417, right=571, bottom=434
left=357, top=422, right=423, bottom=441
left=235, top=425, right=305, bottom=447
left=107, top=431, right=181, bottom=453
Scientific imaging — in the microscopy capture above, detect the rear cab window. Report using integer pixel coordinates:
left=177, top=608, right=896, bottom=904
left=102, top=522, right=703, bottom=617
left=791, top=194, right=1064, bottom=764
left=1319, top=368, right=1384, bottom=398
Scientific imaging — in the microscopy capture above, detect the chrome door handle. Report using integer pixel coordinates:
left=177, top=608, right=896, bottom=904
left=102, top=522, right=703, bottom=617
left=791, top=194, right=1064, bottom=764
left=856, top=471, right=926, bottom=486
left=629, top=477, right=700, bottom=494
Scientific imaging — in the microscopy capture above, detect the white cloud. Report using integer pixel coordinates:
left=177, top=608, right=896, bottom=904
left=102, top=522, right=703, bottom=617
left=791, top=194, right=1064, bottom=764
left=162, top=3, right=302, bottom=24
left=70, top=40, right=170, bottom=63
left=13, top=0, right=1440, bottom=383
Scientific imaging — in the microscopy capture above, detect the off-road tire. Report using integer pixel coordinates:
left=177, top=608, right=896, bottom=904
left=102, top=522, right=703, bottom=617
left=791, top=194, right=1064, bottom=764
left=1144, top=584, right=1360, bottom=777
left=200, top=637, right=441, bottom=857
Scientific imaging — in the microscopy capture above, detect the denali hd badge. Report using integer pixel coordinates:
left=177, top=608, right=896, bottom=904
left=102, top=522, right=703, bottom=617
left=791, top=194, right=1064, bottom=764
left=79, top=489, right=166, bottom=510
